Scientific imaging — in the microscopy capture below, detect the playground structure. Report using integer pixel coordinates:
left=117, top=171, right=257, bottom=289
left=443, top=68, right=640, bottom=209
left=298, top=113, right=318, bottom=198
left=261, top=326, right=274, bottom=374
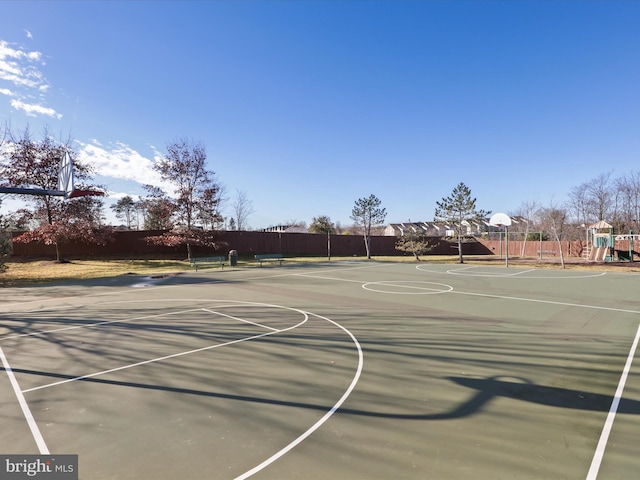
left=586, top=220, right=639, bottom=263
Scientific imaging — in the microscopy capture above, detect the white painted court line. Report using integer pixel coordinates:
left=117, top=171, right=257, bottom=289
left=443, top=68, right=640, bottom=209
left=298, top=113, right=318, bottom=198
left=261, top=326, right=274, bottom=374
left=293, top=263, right=409, bottom=285
left=415, top=264, right=607, bottom=279
left=201, top=308, right=280, bottom=331
left=22, top=306, right=309, bottom=393
left=0, top=346, right=49, bottom=454
left=294, top=274, right=369, bottom=284
left=509, top=268, right=537, bottom=276
left=0, top=308, right=205, bottom=341
left=235, top=310, right=363, bottom=480
left=1, top=261, right=389, bottom=311
left=447, top=265, right=479, bottom=272
left=449, top=287, right=640, bottom=479
left=453, top=290, right=640, bottom=315
left=362, top=281, right=453, bottom=295
left=586, top=322, right=640, bottom=480
left=446, top=266, right=537, bottom=277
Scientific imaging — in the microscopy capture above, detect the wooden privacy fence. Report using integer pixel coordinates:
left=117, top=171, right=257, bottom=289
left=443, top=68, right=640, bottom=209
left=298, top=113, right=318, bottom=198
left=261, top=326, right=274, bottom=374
left=10, top=230, right=586, bottom=259
left=478, top=239, right=587, bottom=258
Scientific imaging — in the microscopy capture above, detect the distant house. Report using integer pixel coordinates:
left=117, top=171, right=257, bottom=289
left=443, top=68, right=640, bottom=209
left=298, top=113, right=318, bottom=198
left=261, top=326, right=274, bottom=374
left=508, top=215, right=529, bottom=230
left=484, top=215, right=529, bottom=233
left=384, top=222, right=454, bottom=237
left=261, top=224, right=308, bottom=233
left=386, top=217, right=528, bottom=237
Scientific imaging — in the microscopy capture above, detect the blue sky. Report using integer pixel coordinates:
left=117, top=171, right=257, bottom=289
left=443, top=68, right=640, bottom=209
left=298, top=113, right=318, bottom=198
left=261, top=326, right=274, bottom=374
left=1, top=0, right=639, bottom=229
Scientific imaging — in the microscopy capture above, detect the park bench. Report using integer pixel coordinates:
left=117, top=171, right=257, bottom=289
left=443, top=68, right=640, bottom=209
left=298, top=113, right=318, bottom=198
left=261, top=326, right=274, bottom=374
left=255, top=253, right=284, bottom=267
left=190, top=255, right=226, bottom=271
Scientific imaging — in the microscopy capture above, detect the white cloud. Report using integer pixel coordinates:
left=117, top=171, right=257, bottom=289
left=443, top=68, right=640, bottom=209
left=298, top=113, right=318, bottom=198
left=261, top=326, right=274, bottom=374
left=0, top=39, right=56, bottom=119
left=0, top=41, right=45, bottom=89
left=107, top=191, right=143, bottom=201
left=77, top=140, right=175, bottom=195
left=10, top=99, right=61, bottom=118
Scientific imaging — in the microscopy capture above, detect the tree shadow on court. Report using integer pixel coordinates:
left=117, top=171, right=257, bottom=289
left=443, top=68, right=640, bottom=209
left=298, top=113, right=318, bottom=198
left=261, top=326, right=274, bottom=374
left=3, top=301, right=638, bottom=425
left=1, top=270, right=250, bottom=297
left=6, top=367, right=640, bottom=420
left=440, top=374, right=639, bottom=418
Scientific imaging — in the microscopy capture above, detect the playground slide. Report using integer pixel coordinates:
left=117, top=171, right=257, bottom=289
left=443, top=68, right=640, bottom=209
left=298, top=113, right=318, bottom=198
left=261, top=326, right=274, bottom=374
left=588, top=248, right=597, bottom=261
left=595, top=247, right=607, bottom=262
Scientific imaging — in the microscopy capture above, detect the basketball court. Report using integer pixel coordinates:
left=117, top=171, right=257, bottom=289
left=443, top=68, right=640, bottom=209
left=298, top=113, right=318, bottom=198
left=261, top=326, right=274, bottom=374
left=1, top=261, right=639, bottom=479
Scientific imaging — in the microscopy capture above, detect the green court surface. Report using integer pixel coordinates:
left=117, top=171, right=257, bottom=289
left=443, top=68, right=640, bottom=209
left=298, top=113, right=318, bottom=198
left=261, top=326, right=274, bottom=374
left=1, top=261, right=639, bottom=479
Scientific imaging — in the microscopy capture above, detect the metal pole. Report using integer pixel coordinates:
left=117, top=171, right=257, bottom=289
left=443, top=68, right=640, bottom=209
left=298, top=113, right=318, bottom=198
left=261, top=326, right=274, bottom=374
left=505, top=226, right=509, bottom=267
left=327, top=230, right=331, bottom=261
left=539, top=232, right=542, bottom=260
left=0, top=187, right=66, bottom=196
left=586, top=226, right=589, bottom=261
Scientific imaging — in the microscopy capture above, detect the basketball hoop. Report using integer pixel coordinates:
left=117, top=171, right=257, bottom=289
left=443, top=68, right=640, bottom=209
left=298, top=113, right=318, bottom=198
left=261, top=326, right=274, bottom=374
left=0, top=151, right=102, bottom=198
left=68, top=188, right=105, bottom=198
left=489, top=213, right=512, bottom=228
left=57, top=151, right=75, bottom=198
left=489, top=213, right=512, bottom=267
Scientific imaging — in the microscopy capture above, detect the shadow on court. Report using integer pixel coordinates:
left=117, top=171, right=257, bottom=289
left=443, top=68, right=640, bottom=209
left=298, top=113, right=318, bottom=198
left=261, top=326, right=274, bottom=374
left=7, top=367, right=639, bottom=420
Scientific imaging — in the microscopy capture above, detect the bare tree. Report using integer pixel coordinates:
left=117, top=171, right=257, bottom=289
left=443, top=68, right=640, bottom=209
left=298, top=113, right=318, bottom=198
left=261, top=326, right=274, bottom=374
left=538, top=202, right=568, bottom=268
left=512, top=200, right=540, bottom=257
left=616, top=171, right=640, bottom=233
left=233, top=190, right=254, bottom=231
left=567, top=183, right=591, bottom=226
left=586, top=172, right=615, bottom=222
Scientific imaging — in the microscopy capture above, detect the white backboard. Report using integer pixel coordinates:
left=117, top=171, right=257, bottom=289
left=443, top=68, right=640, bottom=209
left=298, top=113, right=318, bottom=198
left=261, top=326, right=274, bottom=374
left=489, top=212, right=512, bottom=227
left=57, top=151, right=75, bottom=198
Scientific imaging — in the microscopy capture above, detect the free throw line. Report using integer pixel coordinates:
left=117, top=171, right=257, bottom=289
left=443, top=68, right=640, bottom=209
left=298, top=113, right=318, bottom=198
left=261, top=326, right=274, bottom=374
left=23, top=305, right=309, bottom=393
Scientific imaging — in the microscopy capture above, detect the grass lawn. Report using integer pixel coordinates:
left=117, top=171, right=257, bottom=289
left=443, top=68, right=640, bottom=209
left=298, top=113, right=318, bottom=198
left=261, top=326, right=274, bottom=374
left=0, top=257, right=193, bottom=287
left=2, top=254, right=638, bottom=288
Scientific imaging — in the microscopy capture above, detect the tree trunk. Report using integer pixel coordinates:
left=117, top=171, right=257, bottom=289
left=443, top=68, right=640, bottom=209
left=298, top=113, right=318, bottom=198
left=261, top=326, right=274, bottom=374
left=458, top=235, right=464, bottom=263
left=550, top=222, right=565, bottom=269
left=521, top=226, right=529, bottom=257
left=363, top=234, right=371, bottom=259
left=555, top=236, right=565, bottom=269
